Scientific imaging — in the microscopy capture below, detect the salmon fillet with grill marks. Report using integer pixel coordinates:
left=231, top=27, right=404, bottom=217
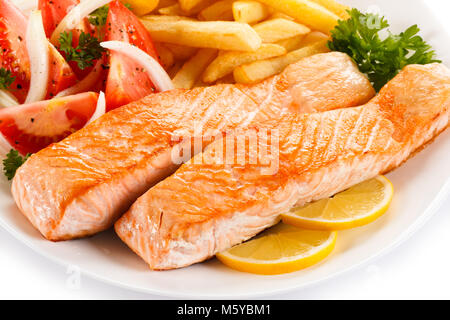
left=115, top=63, right=450, bottom=270
left=12, top=52, right=374, bottom=241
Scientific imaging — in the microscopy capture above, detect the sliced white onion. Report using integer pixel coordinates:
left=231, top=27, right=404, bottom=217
left=100, top=41, right=174, bottom=92
left=25, top=10, right=49, bottom=103
left=56, top=58, right=105, bottom=97
left=0, top=133, right=16, bottom=156
left=0, top=90, right=19, bottom=108
left=50, top=0, right=113, bottom=45
left=11, top=0, right=37, bottom=15
left=85, top=91, right=105, bottom=126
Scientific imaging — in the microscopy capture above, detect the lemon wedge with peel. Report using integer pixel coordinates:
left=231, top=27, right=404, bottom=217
left=282, top=176, right=394, bottom=231
left=216, top=223, right=336, bottom=275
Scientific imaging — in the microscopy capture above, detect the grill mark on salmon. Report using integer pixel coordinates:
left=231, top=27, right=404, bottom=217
left=12, top=52, right=374, bottom=241
left=115, top=63, right=450, bottom=270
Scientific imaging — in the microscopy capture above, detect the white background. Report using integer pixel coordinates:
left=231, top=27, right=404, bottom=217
left=1, top=0, right=449, bottom=300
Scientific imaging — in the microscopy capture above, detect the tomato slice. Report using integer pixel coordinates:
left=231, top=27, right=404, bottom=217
left=0, top=0, right=30, bottom=103
left=39, top=0, right=79, bottom=37
left=0, top=92, right=99, bottom=155
left=0, top=0, right=77, bottom=102
left=105, top=0, right=161, bottom=111
left=39, top=0, right=94, bottom=79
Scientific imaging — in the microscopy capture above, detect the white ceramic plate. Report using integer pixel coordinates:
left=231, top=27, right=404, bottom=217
left=0, top=0, right=449, bottom=299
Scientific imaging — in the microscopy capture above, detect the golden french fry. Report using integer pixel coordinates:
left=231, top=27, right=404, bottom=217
left=179, top=0, right=213, bottom=12
left=203, top=43, right=286, bottom=83
left=232, top=0, right=271, bottom=24
left=254, top=0, right=339, bottom=34
left=158, top=4, right=189, bottom=16
left=300, top=31, right=330, bottom=46
left=141, top=14, right=194, bottom=22
left=155, top=0, right=177, bottom=11
left=233, top=40, right=329, bottom=84
left=275, top=31, right=329, bottom=52
left=173, top=48, right=218, bottom=89
left=164, top=43, right=198, bottom=61
left=141, top=18, right=262, bottom=51
left=275, top=35, right=305, bottom=52
left=168, top=61, right=185, bottom=78
left=269, top=12, right=294, bottom=20
left=198, top=0, right=234, bottom=21
left=124, top=0, right=159, bottom=16
left=310, top=0, right=350, bottom=19
left=253, top=18, right=310, bottom=43
left=154, top=43, right=175, bottom=69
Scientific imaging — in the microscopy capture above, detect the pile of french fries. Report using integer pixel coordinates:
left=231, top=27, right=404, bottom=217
left=139, top=0, right=350, bottom=88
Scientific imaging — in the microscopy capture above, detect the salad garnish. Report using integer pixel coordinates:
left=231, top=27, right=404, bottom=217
left=0, top=68, right=15, bottom=90
left=3, top=149, right=31, bottom=180
left=58, top=31, right=106, bottom=70
left=328, top=8, right=440, bottom=91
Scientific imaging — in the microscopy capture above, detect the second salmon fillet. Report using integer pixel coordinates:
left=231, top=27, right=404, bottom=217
left=115, top=63, right=450, bottom=270
left=12, top=52, right=374, bottom=241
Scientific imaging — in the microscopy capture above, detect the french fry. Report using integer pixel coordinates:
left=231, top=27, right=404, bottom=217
left=232, top=0, right=271, bottom=24
left=269, top=12, right=295, bottom=20
left=254, top=0, right=340, bottom=34
left=300, top=31, right=330, bottom=46
left=126, top=0, right=159, bottom=16
left=198, top=0, right=234, bottom=21
left=233, top=40, right=329, bottom=84
left=158, top=4, right=189, bottom=16
left=164, top=43, right=198, bottom=61
left=253, top=18, right=310, bottom=43
left=275, top=35, right=305, bottom=52
left=203, top=43, right=286, bottom=83
left=154, top=43, right=175, bottom=69
left=310, top=0, right=350, bottom=19
left=179, top=0, right=213, bottom=12
left=141, top=14, right=194, bottom=22
left=173, top=49, right=218, bottom=89
left=155, top=0, right=177, bottom=11
left=141, top=18, right=262, bottom=51
left=168, top=60, right=185, bottom=78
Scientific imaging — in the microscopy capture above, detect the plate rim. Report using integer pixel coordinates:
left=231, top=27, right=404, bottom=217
left=1, top=177, right=449, bottom=299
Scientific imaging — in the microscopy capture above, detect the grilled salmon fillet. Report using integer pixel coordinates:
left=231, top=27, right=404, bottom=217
left=115, top=63, right=450, bottom=270
left=12, top=52, right=374, bottom=241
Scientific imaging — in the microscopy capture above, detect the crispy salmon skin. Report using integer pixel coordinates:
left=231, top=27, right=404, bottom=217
left=12, top=52, right=374, bottom=241
left=115, top=63, right=450, bottom=270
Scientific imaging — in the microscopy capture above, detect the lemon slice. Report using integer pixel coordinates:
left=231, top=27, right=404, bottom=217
left=216, top=223, right=336, bottom=275
left=282, top=175, right=394, bottom=231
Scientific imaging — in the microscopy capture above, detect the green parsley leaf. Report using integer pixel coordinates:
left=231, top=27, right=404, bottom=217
left=88, top=3, right=133, bottom=27
left=328, top=8, right=440, bottom=91
left=0, top=68, right=15, bottom=90
left=3, top=149, right=31, bottom=181
left=88, top=5, right=109, bottom=27
left=58, top=31, right=105, bottom=70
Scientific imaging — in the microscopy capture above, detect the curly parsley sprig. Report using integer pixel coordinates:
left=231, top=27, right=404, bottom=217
left=3, top=149, right=31, bottom=180
left=58, top=31, right=105, bottom=70
left=0, top=68, right=15, bottom=90
left=328, top=9, right=440, bottom=91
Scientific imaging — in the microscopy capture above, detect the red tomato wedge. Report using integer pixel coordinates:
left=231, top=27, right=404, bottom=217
left=0, top=0, right=31, bottom=103
left=39, top=0, right=79, bottom=37
left=0, top=92, right=99, bottom=155
left=39, top=0, right=94, bottom=79
left=104, top=0, right=161, bottom=111
left=0, top=0, right=77, bottom=102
